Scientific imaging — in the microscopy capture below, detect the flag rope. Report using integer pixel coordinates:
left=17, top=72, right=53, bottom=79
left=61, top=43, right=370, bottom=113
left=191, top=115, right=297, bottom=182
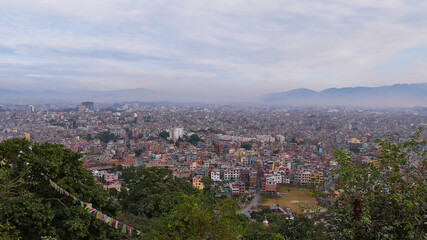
left=41, top=173, right=144, bottom=237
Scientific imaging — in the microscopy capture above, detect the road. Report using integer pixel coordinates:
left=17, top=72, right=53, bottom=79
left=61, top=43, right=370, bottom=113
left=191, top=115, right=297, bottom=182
left=240, top=191, right=260, bottom=219
left=240, top=172, right=262, bottom=219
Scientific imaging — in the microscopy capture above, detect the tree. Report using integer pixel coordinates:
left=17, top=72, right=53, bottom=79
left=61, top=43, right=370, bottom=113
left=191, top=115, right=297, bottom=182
left=240, top=142, right=252, bottom=150
left=248, top=209, right=324, bottom=239
left=0, top=139, right=122, bottom=239
left=120, top=166, right=137, bottom=184
left=187, top=134, right=201, bottom=145
left=118, top=167, right=197, bottom=232
left=134, top=149, right=143, bottom=157
left=201, top=177, right=214, bottom=196
left=316, top=128, right=427, bottom=239
left=85, top=134, right=93, bottom=141
left=95, top=131, right=117, bottom=144
left=158, top=131, right=169, bottom=139
left=145, top=195, right=247, bottom=239
left=108, top=188, right=118, bottom=198
left=125, top=128, right=133, bottom=139
left=116, top=164, right=123, bottom=172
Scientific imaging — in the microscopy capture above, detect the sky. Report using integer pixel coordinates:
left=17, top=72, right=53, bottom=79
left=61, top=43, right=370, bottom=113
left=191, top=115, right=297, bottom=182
left=1, top=0, right=427, bottom=100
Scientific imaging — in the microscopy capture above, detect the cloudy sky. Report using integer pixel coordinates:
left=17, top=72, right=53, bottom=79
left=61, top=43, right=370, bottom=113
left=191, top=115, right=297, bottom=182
left=1, top=0, right=427, bottom=99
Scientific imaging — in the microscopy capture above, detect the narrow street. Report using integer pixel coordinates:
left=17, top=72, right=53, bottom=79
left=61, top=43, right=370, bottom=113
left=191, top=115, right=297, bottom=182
left=240, top=191, right=260, bottom=219
left=240, top=171, right=262, bottom=220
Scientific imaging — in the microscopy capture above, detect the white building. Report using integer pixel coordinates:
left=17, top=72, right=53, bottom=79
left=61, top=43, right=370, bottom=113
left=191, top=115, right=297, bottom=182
left=169, top=127, right=184, bottom=141
left=276, top=135, right=286, bottom=143
left=224, top=168, right=240, bottom=180
left=283, top=175, right=291, bottom=184
left=92, top=170, right=106, bottom=178
left=211, top=169, right=221, bottom=182
left=266, top=175, right=282, bottom=185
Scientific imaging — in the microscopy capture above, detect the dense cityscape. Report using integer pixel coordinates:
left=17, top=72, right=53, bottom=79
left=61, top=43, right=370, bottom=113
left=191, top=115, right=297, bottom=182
left=2, top=102, right=426, bottom=219
left=2, top=1, right=427, bottom=239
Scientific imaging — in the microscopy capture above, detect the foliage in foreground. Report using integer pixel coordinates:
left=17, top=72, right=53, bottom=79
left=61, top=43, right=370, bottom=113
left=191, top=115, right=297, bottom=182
left=0, top=139, right=121, bottom=240
left=1, top=128, right=426, bottom=240
left=316, top=128, right=427, bottom=239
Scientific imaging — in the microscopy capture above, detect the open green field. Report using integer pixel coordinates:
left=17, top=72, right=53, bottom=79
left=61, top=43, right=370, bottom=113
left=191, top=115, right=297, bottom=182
left=260, top=185, right=320, bottom=214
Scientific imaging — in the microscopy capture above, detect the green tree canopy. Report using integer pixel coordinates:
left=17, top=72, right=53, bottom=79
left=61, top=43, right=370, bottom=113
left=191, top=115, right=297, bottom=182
left=120, top=166, right=137, bottom=184
left=240, top=142, right=252, bottom=150
left=201, top=177, right=214, bottom=196
left=95, top=131, right=117, bottom=144
left=118, top=167, right=198, bottom=232
left=145, top=195, right=248, bottom=240
left=316, top=128, right=427, bottom=239
left=158, top=131, right=169, bottom=139
left=0, top=139, right=121, bottom=240
left=187, top=134, right=201, bottom=145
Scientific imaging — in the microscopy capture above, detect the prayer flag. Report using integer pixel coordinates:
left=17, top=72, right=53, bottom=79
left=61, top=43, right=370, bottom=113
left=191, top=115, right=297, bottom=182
left=41, top=173, right=144, bottom=236
left=104, top=217, right=112, bottom=225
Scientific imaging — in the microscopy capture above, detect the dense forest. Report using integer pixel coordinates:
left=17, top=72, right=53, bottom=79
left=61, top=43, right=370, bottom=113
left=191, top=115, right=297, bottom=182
left=1, top=130, right=426, bottom=239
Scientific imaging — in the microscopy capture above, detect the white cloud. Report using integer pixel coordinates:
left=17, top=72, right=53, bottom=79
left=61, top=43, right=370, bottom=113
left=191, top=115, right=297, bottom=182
left=0, top=0, right=426, bottom=99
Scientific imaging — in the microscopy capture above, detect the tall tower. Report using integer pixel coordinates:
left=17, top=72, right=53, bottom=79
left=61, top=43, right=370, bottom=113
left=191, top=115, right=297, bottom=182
left=82, top=102, right=94, bottom=111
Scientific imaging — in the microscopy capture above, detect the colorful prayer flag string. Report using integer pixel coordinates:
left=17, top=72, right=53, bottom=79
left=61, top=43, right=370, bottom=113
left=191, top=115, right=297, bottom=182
left=41, top=173, right=144, bottom=237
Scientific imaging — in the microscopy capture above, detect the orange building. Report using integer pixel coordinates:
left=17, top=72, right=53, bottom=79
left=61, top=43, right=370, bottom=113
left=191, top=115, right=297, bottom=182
left=192, top=175, right=204, bottom=190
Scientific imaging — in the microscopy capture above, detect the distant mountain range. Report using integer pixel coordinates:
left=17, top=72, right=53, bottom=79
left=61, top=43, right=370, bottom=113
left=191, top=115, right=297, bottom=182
left=0, top=83, right=426, bottom=107
left=261, top=83, right=427, bottom=107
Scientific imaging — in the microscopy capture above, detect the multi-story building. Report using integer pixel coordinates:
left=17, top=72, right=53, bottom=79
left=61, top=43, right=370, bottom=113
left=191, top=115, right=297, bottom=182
left=283, top=174, right=291, bottom=184
left=294, top=171, right=311, bottom=185
left=224, top=167, right=240, bottom=181
left=77, top=105, right=87, bottom=112
left=240, top=169, right=250, bottom=185
left=262, top=172, right=277, bottom=193
left=169, top=127, right=184, bottom=141
left=211, top=169, right=221, bottom=182
left=192, top=175, right=204, bottom=190
left=82, top=102, right=94, bottom=111
left=266, top=174, right=281, bottom=185
left=311, top=171, right=324, bottom=185
left=249, top=171, right=257, bottom=186
left=237, top=181, right=246, bottom=194
left=262, top=178, right=277, bottom=193
left=104, top=172, right=118, bottom=183
left=241, top=156, right=248, bottom=166
left=229, top=182, right=240, bottom=195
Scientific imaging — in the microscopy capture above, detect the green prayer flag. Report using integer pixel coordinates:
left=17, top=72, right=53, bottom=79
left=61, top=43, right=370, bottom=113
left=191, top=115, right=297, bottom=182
left=122, top=224, right=127, bottom=233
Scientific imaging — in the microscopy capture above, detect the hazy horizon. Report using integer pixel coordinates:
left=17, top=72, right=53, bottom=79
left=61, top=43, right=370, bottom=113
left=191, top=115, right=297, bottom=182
left=2, top=1, right=427, bottom=100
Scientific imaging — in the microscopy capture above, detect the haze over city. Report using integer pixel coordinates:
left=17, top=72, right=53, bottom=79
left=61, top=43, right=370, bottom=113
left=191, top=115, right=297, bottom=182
left=1, top=1, right=427, bottom=239
left=1, top=0, right=427, bottom=102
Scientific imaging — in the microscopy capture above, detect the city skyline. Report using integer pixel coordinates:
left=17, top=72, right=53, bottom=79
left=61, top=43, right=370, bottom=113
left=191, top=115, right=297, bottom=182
left=1, top=1, right=427, bottom=99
